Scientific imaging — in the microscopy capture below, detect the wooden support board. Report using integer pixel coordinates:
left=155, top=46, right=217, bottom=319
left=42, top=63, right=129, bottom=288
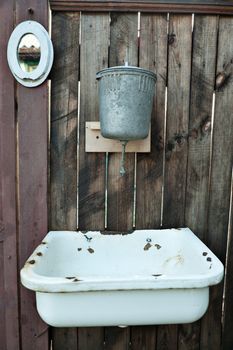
left=85, top=122, right=151, bottom=152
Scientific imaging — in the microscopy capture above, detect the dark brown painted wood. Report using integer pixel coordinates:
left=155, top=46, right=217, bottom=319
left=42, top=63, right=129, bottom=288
left=222, top=182, right=233, bottom=350
left=180, top=15, right=218, bottom=350
left=200, top=16, right=233, bottom=350
left=78, top=13, right=109, bottom=350
left=107, top=13, right=137, bottom=232
left=104, top=13, right=137, bottom=350
left=78, top=327, right=104, bottom=350
left=131, top=326, right=157, bottom=350
left=0, top=2, right=20, bottom=349
left=52, top=328, right=78, bottom=350
left=159, top=14, right=192, bottom=349
left=50, top=12, right=80, bottom=350
left=157, top=325, right=178, bottom=350
left=15, top=1, right=49, bottom=349
left=50, top=0, right=233, bottom=15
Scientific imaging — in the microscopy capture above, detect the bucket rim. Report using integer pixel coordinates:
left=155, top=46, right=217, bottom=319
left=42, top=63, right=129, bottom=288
left=96, top=66, right=157, bottom=81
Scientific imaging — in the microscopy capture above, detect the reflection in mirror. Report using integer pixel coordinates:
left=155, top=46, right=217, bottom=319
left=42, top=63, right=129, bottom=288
left=17, top=34, right=41, bottom=72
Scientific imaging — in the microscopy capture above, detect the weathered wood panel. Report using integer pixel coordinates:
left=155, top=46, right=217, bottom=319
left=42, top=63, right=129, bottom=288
left=107, top=13, right=137, bottom=231
left=105, top=12, right=137, bottom=350
left=131, top=326, right=157, bottom=350
left=159, top=14, right=192, bottom=349
left=163, top=14, right=192, bottom=228
left=78, top=13, right=109, bottom=350
left=222, top=179, right=233, bottom=350
left=180, top=15, right=218, bottom=350
left=50, top=0, right=233, bottom=15
left=50, top=12, right=80, bottom=350
left=0, top=1, right=20, bottom=350
left=200, top=16, right=233, bottom=350
left=50, top=12, right=79, bottom=231
left=78, top=13, right=109, bottom=230
left=136, top=14, right=167, bottom=230
left=131, top=13, right=168, bottom=349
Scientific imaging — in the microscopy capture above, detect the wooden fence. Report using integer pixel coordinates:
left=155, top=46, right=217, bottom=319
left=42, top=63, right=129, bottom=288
left=0, top=1, right=233, bottom=349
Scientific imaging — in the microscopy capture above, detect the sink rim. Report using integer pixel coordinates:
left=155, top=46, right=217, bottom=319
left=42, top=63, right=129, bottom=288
left=20, top=228, right=224, bottom=293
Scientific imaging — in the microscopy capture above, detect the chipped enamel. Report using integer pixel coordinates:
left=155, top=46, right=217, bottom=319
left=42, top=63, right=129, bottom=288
left=20, top=228, right=224, bottom=327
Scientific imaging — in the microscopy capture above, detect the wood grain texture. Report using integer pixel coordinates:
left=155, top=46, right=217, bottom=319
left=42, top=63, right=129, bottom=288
left=50, top=12, right=79, bottom=231
left=201, top=16, right=233, bottom=350
left=107, top=13, right=137, bottom=232
left=15, top=1, right=49, bottom=349
left=222, top=179, right=233, bottom=350
left=163, top=15, right=192, bottom=228
left=105, top=326, right=130, bottom=350
left=131, top=13, right=168, bottom=349
left=131, top=326, right=156, bottom=350
left=0, top=1, right=20, bottom=349
left=180, top=15, right=218, bottom=350
left=159, top=15, right=192, bottom=349
left=78, top=13, right=109, bottom=230
left=52, top=328, right=78, bottom=350
left=78, top=13, right=109, bottom=350
left=78, top=327, right=104, bottom=350
left=105, top=13, right=137, bottom=349
left=50, top=12, right=80, bottom=350
left=136, top=14, right=167, bottom=229
left=185, top=15, right=218, bottom=246
left=50, top=0, right=233, bottom=15
left=157, top=325, right=178, bottom=350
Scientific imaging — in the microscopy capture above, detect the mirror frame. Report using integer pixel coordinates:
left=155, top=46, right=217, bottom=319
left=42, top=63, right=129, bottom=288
left=7, top=21, right=53, bottom=87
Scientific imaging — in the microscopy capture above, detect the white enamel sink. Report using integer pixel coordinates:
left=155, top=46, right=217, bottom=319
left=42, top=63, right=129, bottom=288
left=20, top=228, right=223, bottom=327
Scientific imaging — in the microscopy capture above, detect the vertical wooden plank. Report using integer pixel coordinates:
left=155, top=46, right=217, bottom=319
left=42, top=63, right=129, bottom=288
left=185, top=15, right=218, bottom=240
left=201, top=16, right=233, bottom=350
left=136, top=13, right=167, bottom=229
left=180, top=15, right=218, bottom=350
left=15, top=1, right=49, bottom=349
left=50, top=12, right=80, bottom=350
left=222, top=178, right=233, bottom=350
left=163, top=14, right=192, bottom=228
left=131, top=325, right=157, bottom=350
left=0, top=1, right=20, bottom=349
left=107, top=13, right=138, bottom=232
left=78, top=13, right=109, bottom=350
left=131, top=13, right=168, bottom=349
left=159, top=15, right=192, bottom=350
left=78, top=13, right=109, bottom=230
left=104, top=13, right=138, bottom=350
left=50, top=12, right=79, bottom=231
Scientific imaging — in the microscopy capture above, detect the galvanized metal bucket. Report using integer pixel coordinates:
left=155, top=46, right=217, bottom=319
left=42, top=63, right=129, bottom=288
left=96, top=66, right=157, bottom=141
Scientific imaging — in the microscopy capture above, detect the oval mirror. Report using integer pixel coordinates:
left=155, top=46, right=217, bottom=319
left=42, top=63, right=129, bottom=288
left=17, top=34, right=41, bottom=73
left=7, top=21, right=54, bottom=87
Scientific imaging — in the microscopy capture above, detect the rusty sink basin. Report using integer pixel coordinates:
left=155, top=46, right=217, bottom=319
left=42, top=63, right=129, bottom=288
left=20, top=228, right=223, bottom=327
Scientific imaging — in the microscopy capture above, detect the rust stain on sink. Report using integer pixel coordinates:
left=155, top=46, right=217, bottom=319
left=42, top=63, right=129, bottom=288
left=144, top=243, right=152, bottom=251
left=87, top=247, right=95, bottom=254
